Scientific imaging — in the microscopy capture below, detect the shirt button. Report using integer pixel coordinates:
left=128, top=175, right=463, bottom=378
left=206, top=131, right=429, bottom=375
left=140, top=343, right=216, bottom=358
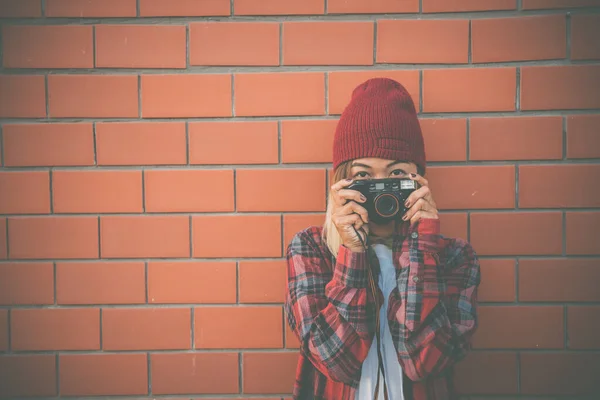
left=412, top=276, right=419, bottom=283
left=411, top=232, right=418, bottom=239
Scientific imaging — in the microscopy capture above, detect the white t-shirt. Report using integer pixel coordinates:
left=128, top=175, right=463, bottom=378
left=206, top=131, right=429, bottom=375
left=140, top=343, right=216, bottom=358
left=356, top=243, right=404, bottom=400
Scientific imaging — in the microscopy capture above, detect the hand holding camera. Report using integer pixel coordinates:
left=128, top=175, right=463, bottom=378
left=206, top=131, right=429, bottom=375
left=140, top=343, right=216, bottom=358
left=330, top=178, right=371, bottom=253
left=401, top=173, right=439, bottom=225
left=331, top=174, right=439, bottom=253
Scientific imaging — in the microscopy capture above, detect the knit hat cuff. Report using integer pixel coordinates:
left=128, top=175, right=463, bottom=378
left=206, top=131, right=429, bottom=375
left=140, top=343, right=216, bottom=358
left=333, top=137, right=425, bottom=172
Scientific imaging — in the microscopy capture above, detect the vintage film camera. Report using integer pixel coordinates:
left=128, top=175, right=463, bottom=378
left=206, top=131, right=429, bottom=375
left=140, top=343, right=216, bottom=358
left=347, top=178, right=418, bottom=225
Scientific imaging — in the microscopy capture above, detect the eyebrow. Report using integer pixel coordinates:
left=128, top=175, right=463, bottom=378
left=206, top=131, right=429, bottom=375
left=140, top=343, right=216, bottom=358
left=351, top=160, right=407, bottom=169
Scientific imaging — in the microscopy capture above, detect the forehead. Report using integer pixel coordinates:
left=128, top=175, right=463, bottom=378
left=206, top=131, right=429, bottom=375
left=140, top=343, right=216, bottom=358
left=350, top=158, right=414, bottom=169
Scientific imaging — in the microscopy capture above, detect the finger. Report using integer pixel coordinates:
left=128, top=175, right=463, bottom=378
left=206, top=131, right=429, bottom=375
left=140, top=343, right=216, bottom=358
left=335, top=213, right=362, bottom=230
left=330, top=179, right=356, bottom=206
left=410, top=211, right=438, bottom=226
left=354, top=218, right=364, bottom=231
left=402, top=198, right=435, bottom=221
left=340, top=201, right=369, bottom=223
left=330, top=178, right=354, bottom=193
left=405, top=185, right=434, bottom=208
left=408, top=173, right=429, bottom=188
left=337, top=188, right=366, bottom=204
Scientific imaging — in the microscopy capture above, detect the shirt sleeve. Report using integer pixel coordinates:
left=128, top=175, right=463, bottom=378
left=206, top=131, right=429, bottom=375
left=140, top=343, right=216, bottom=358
left=387, top=218, right=481, bottom=381
left=284, top=228, right=376, bottom=385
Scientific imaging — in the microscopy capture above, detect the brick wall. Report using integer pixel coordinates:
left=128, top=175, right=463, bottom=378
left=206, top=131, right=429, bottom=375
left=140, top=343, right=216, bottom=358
left=1, top=0, right=599, bottom=398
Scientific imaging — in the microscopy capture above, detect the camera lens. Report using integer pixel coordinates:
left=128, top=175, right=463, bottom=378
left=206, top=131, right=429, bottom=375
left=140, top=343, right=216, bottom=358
left=374, top=194, right=399, bottom=217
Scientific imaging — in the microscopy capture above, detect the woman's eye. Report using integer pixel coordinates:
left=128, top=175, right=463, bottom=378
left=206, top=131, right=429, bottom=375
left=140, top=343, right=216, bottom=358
left=390, top=169, right=407, bottom=177
left=354, top=171, right=369, bottom=178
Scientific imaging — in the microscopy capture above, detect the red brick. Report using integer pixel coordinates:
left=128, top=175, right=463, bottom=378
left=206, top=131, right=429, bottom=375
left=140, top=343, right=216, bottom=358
left=96, top=25, right=186, bottom=68
left=0, top=310, right=7, bottom=351
left=100, top=216, right=189, bottom=258
left=193, top=215, right=281, bottom=258
left=519, top=258, right=600, bottom=302
left=328, top=70, right=420, bottom=115
left=142, top=74, right=231, bottom=118
left=234, top=0, right=323, bottom=15
left=283, top=22, right=373, bottom=66
left=191, top=22, right=279, bottom=66
left=470, top=212, right=562, bottom=255
left=0, top=355, right=56, bottom=397
left=239, top=260, right=287, bottom=303
left=0, top=263, right=54, bottom=305
left=11, top=308, right=99, bottom=350
left=0, top=0, right=41, bottom=17
left=568, top=306, right=600, bottom=349
left=281, top=120, right=336, bottom=164
left=151, top=353, right=238, bottom=394
left=140, top=0, right=230, bottom=16
left=235, top=72, right=325, bottom=116
left=423, top=0, right=516, bottom=12
left=9, top=217, right=99, bottom=259
left=3, top=123, right=94, bottom=167
left=237, top=169, right=326, bottom=212
left=566, top=212, right=600, bottom=255
left=189, top=121, right=278, bottom=165
left=283, top=214, right=325, bottom=247
left=454, top=352, right=517, bottom=395
left=520, top=353, right=600, bottom=395
left=56, top=262, right=145, bottom=305
left=472, top=15, right=566, bottom=63
left=48, top=75, right=138, bottom=118
left=438, top=213, right=468, bottom=240
left=477, top=259, right=515, bottom=302
left=0, top=218, right=6, bottom=259
left=103, top=308, right=190, bottom=350
left=420, top=119, right=467, bottom=162
left=53, top=170, right=142, bottom=213
left=378, top=20, right=469, bottom=64
left=521, top=65, right=600, bottom=110
left=243, top=353, right=297, bottom=394
left=567, top=115, right=600, bottom=159
left=46, top=0, right=137, bottom=16
left=329, top=0, right=418, bottom=13
left=519, top=165, right=600, bottom=208
left=2, top=25, right=93, bottom=68
left=195, top=307, right=282, bottom=348
left=145, top=170, right=234, bottom=212
left=573, top=14, right=600, bottom=60
left=424, top=68, right=516, bottom=112
left=0, top=171, right=50, bottom=214
left=470, top=117, right=562, bottom=160
left=427, top=166, right=515, bottom=210
left=60, top=354, right=147, bottom=396
left=473, top=306, right=563, bottom=349
left=0, top=75, right=46, bottom=118
left=148, top=262, right=236, bottom=304
left=522, top=0, right=600, bottom=9
left=96, top=122, right=187, bottom=166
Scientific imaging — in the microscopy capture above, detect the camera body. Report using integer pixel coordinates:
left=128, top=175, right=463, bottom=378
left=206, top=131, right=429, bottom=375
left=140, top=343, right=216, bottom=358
left=347, top=178, right=418, bottom=225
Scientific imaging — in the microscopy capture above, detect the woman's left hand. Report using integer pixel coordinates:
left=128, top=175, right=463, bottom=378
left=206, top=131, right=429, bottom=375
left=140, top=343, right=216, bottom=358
left=402, top=173, right=439, bottom=225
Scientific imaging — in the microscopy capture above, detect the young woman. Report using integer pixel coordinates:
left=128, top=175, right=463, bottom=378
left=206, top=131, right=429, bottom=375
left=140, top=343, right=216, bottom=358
left=284, top=78, right=481, bottom=400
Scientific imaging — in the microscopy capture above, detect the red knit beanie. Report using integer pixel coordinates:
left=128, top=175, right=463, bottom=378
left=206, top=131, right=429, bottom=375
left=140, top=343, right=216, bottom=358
left=332, top=77, right=426, bottom=174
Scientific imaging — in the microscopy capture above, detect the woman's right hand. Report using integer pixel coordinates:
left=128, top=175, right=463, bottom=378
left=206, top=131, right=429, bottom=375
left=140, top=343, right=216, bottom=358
left=330, top=178, right=370, bottom=253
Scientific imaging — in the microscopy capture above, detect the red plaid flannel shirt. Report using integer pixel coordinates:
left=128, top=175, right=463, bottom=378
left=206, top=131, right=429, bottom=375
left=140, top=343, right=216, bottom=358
left=284, top=219, right=480, bottom=399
